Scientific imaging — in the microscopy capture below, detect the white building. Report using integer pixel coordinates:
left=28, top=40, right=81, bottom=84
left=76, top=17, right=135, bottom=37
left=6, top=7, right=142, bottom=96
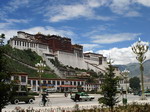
left=8, top=31, right=121, bottom=77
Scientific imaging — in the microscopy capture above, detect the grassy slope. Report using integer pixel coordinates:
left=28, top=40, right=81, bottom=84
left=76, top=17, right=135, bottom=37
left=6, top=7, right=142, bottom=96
left=4, top=45, right=58, bottom=78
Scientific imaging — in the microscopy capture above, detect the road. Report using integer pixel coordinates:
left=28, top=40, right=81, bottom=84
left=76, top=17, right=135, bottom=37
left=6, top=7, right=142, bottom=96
left=2, top=93, right=150, bottom=111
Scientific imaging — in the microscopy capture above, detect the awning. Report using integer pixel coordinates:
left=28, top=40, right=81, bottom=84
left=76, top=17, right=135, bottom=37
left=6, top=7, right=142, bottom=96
left=58, top=85, right=77, bottom=88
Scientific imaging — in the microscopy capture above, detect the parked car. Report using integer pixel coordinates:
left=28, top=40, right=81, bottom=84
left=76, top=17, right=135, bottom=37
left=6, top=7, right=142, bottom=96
left=10, top=91, right=35, bottom=104
left=44, top=88, right=57, bottom=93
left=138, top=91, right=150, bottom=96
left=71, top=92, right=95, bottom=101
left=144, top=91, right=150, bottom=96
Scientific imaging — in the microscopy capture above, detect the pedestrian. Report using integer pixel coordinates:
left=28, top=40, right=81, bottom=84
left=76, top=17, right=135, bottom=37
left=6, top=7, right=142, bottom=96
left=75, top=93, right=80, bottom=102
left=42, top=93, right=47, bottom=106
left=70, top=91, right=72, bottom=96
left=64, top=92, right=68, bottom=97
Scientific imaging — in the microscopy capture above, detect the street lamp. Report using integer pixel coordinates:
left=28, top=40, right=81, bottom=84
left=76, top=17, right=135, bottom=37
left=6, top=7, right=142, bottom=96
left=132, top=38, right=149, bottom=100
left=122, top=69, right=130, bottom=100
left=35, top=60, right=46, bottom=97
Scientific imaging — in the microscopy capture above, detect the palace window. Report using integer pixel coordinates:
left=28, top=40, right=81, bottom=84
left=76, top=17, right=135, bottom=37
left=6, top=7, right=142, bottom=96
left=33, top=80, right=36, bottom=85
left=21, top=76, right=26, bottom=82
left=53, top=81, right=55, bottom=85
left=43, top=80, right=46, bottom=84
left=23, top=42, right=24, bottom=46
left=74, top=81, right=76, bottom=85
left=57, top=81, right=60, bottom=85
left=78, top=81, right=80, bottom=86
left=48, top=81, right=51, bottom=84
left=99, top=57, right=102, bottom=65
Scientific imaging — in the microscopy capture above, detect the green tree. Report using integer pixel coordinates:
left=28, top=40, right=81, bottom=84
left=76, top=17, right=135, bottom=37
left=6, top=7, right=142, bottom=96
left=0, top=34, right=15, bottom=112
left=132, top=39, right=149, bottom=100
left=98, top=61, right=119, bottom=112
left=129, top=77, right=140, bottom=92
left=0, top=34, right=5, bottom=46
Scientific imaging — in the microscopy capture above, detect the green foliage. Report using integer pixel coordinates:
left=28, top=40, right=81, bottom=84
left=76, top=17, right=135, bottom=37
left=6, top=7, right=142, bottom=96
left=3, top=45, right=58, bottom=78
left=0, top=35, right=15, bottom=111
left=42, top=73, right=58, bottom=78
left=0, top=33, right=5, bottom=46
left=129, top=76, right=140, bottom=92
left=6, top=56, right=38, bottom=77
left=50, top=57, right=63, bottom=67
left=4, top=45, right=42, bottom=66
left=98, top=62, right=119, bottom=112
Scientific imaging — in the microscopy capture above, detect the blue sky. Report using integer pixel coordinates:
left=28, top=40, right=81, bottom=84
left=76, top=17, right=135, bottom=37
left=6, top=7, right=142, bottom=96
left=0, top=0, right=150, bottom=64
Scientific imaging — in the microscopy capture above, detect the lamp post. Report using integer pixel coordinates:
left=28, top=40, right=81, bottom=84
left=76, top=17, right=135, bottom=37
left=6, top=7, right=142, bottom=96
left=35, top=60, right=46, bottom=97
left=122, top=69, right=130, bottom=100
left=132, top=38, right=149, bottom=100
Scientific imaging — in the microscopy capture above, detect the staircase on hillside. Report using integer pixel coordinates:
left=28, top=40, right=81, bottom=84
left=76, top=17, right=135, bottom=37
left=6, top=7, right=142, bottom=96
left=42, top=54, right=64, bottom=78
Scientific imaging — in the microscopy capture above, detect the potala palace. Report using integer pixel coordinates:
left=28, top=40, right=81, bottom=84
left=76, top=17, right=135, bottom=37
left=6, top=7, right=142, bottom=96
left=8, top=31, right=121, bottom=77
left=8, top=31, right=123, bottom=92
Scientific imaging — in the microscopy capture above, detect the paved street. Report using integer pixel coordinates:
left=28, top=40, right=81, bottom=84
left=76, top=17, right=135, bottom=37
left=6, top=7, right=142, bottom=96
left=2, top=93, right=150, bottom=112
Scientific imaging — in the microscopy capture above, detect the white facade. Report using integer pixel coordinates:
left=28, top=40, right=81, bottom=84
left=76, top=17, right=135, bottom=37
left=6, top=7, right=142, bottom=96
left=11, top=73, right=28, bottom=91
left=9, top=36, right=50, bottom=56
left=8, top=31, right=121, bottom=76
left=57, top=51, right=86, bottom=69
left=28, top=78, right=86, bottom=92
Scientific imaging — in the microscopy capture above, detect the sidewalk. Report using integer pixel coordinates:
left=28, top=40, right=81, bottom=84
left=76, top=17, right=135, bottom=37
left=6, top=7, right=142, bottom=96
left=34, top=93, right=69, bottom=98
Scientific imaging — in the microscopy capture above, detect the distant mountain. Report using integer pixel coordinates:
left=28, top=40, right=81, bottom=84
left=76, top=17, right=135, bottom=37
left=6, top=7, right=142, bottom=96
left=115, top=59, right=150, bottom=78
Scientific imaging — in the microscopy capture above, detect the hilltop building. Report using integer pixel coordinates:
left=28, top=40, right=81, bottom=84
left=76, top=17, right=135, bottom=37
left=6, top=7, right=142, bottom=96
left=8, top=31, right=121, bottom=77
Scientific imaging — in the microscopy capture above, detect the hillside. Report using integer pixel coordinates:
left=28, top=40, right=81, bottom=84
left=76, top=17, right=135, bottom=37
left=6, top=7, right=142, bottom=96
left=116, top=59, right=150, bottom=78
left=4, top=45, right=58, bottom=78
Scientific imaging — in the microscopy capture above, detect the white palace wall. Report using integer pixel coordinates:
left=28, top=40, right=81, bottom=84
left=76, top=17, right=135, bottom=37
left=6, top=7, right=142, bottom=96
left=8, top=32, right=120, bottom=75
left=57, top=51, right=87, bottom=69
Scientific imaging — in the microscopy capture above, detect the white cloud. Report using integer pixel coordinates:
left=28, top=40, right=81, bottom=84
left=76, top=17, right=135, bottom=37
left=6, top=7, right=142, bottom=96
left=0, top=19, right=30, bottom=30
left=135, top=0, right=150, bottom=7
left=45, top=0, right=113, bottom=22
left=97, top=47, right=150, bottom=65
left=0, top=0, right=29, bottom=18
left=84, top=50, right=94, bottom=53
left=81, top=44, right=100, bottom=52
left=4, top=19, right=29, bottom=23
left=44, top=0, right=150, bottom=21
left=91, top=33, right=141, bottom=44
left=49, top=4, right=94, bottom=22
left=0, top=23, right=12, bottom=29
left=125, top=10, right=141, bottom=17
left=110, top=0, right=141, bottom=17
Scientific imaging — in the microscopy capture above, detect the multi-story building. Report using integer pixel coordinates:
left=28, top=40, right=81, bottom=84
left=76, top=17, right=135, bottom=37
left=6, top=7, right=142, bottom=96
left=28, top=77, right=85, bottom=92
left=10, top=72, right=100, bottom=93
left=8, top=31, right=120, bottom=76
left=10, top=72, right=28, bottom=91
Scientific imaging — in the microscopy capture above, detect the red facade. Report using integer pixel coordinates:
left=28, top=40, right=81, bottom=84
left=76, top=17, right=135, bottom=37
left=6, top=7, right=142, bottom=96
left=34, top=34, right=73, bottom=53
